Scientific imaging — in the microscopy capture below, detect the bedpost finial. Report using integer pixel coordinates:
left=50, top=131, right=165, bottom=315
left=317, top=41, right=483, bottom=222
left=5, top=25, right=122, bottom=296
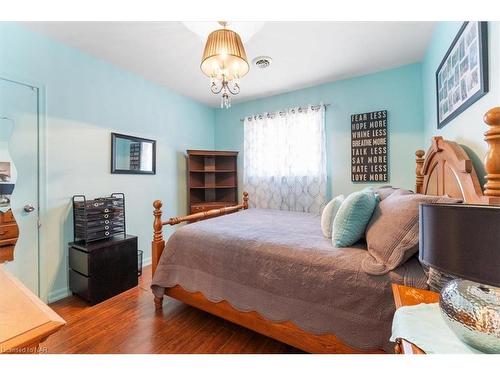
left=153, top=200, right=163, bottom=242
left=153, top=200, right=163, bottom=210
left=152, top=200, right=164, bottom=281
left=415, top=149, right=425, bottom=194
left=483, top=107, right=500, bottom=197
left=484, top=107, right=500, bottom=126
left=243, top=191, right=249, bottom=209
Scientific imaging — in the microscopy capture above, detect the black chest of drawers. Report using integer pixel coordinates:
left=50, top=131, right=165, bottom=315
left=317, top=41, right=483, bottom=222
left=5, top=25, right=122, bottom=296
left=69, top=235, right=138, bottom=305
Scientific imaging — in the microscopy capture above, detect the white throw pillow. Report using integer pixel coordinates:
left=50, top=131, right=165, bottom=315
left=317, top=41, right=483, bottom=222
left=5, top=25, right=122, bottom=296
left=320, top=195, right=345, bottom=238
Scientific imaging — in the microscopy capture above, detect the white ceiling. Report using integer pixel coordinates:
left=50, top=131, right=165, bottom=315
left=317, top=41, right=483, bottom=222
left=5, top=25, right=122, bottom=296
left=22, top=22, right=436, bottom=107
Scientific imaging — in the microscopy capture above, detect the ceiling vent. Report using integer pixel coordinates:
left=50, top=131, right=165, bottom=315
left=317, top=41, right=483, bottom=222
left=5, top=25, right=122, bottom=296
left=252, top=56, right=272, bottom=69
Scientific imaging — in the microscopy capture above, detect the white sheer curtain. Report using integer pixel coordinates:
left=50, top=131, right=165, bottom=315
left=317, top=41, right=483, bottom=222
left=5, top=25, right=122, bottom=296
left=243, top=105, right=327, bottom=214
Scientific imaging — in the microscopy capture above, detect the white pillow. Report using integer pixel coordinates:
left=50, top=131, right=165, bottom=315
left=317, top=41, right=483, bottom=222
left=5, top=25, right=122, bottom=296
left=320, top=195, right=345, bottom=238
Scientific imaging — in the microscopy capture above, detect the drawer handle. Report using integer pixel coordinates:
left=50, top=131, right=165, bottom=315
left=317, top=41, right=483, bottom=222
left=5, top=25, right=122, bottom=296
left=104, top=214, right=109, bottom=218
left=105, top=231, right=110, bottom=236
left=105, top=220, right=109, bottom=224
left=104, top=208, right=110, bottom=213
left=104, top=226, right=109, bottom=230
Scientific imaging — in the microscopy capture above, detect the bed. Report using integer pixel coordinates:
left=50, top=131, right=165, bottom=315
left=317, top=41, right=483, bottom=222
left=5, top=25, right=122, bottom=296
left=150, top=113, right=500, bottom=353
left=151, top=207, right=427, bottom=352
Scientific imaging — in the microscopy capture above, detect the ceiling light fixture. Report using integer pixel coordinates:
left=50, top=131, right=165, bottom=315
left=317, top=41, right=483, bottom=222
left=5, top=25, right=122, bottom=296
left=200, top=21, right=250, bottom=109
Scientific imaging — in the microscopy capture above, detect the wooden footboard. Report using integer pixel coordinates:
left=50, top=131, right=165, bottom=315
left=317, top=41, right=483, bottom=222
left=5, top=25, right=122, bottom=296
left=151, top=191, right=249, bottom=277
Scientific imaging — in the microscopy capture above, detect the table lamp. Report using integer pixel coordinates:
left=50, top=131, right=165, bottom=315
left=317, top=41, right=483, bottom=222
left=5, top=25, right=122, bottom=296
left=419, top=203, right=500, bottom=353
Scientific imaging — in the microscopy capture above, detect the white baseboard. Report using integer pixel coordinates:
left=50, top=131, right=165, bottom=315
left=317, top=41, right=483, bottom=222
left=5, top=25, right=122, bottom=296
left=142, top=256, right=152, bottom=267
left=48, top=286, right=71, bottom=303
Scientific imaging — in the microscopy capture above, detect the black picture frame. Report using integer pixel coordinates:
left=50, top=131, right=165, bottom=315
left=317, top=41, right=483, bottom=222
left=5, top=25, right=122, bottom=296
left=111, top=132, right=156, bottom=175
left=436, top=21, right=488, bottom=129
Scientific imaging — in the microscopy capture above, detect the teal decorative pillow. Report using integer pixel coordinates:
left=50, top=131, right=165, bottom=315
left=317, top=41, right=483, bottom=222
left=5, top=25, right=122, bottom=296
left=320, top=195, right=345, bottom=238
left=332, top=190, right=380, bottom=247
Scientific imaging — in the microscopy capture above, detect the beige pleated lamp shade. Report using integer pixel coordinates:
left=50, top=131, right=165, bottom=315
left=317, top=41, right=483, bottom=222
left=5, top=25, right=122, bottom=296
left=200, top=28, right=249, bottom=81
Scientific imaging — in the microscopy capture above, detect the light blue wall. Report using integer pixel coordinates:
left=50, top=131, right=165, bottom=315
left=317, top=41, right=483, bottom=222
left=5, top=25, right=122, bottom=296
left=0, top=23, right=215, bottom=302
left=215, top=63, right=424, bottom=198
left=422, top=21, right=500, bottom=182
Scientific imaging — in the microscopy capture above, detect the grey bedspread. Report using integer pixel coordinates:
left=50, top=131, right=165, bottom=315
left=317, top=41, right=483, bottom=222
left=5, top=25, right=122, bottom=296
left=151, top=208, right=427, bottom=352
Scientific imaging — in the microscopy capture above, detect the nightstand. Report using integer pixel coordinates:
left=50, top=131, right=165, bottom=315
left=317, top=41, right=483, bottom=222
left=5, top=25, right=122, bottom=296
left=69, top=235, right=139, bottom=305
left=391, top=284, right=439, bottom=354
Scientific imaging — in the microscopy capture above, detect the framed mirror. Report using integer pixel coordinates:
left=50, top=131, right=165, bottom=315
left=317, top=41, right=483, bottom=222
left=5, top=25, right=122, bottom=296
left=111, top=133, right=156, bottom=175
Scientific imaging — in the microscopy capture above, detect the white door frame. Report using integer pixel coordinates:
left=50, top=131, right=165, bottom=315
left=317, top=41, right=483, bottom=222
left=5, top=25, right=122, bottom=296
left=1, top=72, right=48, bottom=301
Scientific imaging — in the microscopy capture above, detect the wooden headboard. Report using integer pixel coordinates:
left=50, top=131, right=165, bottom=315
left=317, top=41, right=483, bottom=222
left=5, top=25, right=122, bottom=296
left=415, top=108, right=500, bottom=205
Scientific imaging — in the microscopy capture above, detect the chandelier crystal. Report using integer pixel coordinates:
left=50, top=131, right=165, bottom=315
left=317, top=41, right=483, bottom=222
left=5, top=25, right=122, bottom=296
left=200, top=22, right=249, bottom=108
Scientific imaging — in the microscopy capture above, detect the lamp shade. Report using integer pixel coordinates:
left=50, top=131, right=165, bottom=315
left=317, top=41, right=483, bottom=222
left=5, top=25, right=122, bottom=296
left=419, top=203, right=500, bottom=288
left=200, top=28, right=249, bottom=81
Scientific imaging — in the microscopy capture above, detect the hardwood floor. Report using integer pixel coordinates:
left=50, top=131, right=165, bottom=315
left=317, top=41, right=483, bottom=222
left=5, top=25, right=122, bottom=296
left=44, top=265, right=302, bottom=354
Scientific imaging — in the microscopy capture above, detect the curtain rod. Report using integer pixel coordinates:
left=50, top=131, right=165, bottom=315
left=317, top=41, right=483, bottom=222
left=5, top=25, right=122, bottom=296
left=239, top=103, right=330, bottom=122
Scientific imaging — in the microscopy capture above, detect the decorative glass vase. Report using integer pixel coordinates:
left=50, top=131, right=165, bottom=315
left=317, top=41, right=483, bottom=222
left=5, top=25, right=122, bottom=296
left=440, top=279, right=500, bottom=353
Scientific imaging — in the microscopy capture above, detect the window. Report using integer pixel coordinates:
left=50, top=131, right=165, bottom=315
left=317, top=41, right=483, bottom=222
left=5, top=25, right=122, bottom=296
left=243, top=105, right=327, bottom=213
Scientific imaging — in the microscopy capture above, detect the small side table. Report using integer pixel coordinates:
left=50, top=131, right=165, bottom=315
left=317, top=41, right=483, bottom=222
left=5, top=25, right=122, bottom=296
left=69, top=235, right=139, bottom=305
left=391, top=284, right=439, bottom=354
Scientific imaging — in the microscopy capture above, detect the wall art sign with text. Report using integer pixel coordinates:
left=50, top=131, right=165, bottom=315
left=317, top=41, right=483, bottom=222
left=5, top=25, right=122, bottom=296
left=436, top=21, right=488, bottom=129
left=351, top=110, right=388, bottom=183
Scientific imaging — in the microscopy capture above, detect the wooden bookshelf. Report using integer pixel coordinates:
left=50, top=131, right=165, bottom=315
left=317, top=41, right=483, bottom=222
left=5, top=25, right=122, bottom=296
left=187, top=150, right=239, bottom=215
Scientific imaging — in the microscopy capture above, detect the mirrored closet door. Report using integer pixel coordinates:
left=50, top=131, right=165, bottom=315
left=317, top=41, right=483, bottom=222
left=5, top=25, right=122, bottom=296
left=0, top=78, right=39, bottom=294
